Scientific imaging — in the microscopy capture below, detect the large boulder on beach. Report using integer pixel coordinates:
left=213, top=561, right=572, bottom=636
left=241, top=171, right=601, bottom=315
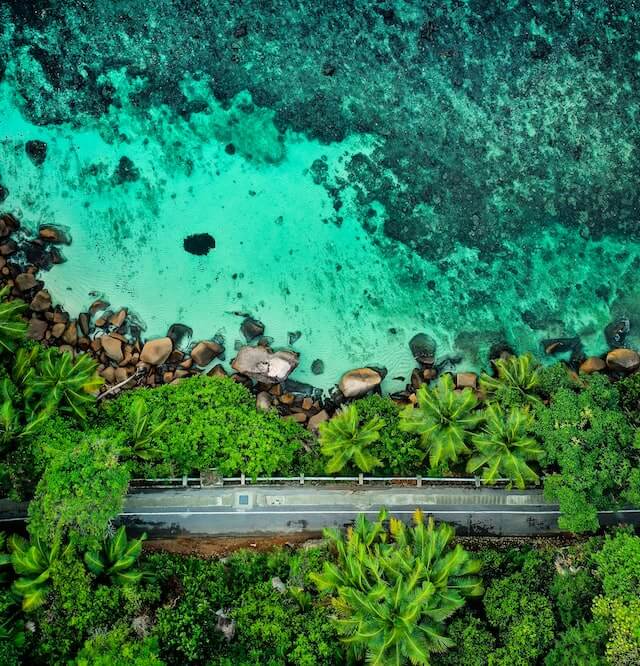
left=30, top=290, right=51, bottom=312
left=101, top=335, right=124, bottom=363
left=191, top=340, right=223, bottom=367
left=140, top=337, right=173, bottom=365
left=231, top=345, right=298, bottom=383
left=409, top=333, right=436, bottom=365
left=339, top=367, right=383, bottom=398
left=606, top=348, right=640, bottom=373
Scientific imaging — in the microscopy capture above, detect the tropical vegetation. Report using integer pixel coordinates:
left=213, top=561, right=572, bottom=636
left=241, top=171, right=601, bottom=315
left=0, top=287, right=639, bottom=662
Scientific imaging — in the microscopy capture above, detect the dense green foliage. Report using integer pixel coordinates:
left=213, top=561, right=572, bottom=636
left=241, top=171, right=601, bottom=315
left=102, top=376, right=307, bottom=477
left=355, top=395, right=424, bottom=474
left=28, top=434, right=130, bottom=550
left=536, top=373, right=640, bottom=532
left=0, top=523, right=635, bottom=665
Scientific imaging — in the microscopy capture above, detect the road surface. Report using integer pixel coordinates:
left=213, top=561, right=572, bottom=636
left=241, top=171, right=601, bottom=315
left=2, top=485, right=639, bottom=537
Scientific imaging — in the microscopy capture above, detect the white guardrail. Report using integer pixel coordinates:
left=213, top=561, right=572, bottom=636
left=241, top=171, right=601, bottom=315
left=128, top=475, right=527, bottom=489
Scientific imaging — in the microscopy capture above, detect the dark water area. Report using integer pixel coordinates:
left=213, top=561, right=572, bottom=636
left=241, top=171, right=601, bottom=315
left=0, top=1, right=639, bottom=388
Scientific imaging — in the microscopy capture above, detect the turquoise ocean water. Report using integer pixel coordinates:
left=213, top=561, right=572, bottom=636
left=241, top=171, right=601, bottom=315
left=1, top=2, right=639, bottom=391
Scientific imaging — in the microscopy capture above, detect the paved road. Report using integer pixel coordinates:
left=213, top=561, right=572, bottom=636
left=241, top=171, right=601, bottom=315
left=119, top=486, right=640, bottom=537
left=2, top=486, right=639, bottom=537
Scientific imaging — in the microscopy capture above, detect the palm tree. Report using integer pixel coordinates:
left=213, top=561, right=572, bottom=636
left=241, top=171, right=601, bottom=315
left=319, top=404, right=384, bottom=473
left=0, top=285, right=27, bottom=355
left=479, top=353, right=542, bottom=408
left=84, top=526, right=148, bottom=585
left=312, top=509, right=482, bottom=665
left=399, top=374, right=482, bottom=468
left=25, top=348, right=103, bottom=420
left=466, top=402, right=543, bottom=488
left=120, top=396, right=166, bottom=461
left=8, top=534, right=66, bottom=611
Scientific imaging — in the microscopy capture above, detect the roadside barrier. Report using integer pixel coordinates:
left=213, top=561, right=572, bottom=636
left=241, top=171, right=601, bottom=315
left=128, top=474, right=527, bottom=489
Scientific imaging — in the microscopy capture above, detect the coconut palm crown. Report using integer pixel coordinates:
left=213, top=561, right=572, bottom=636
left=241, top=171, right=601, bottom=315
left=399, top=374, right=482, bottom=468
left=319, top=404, right=384, bottom=473
left=84, top=526, right=148, bottom=586
left=466, top=402, right=543, bottom=489
left=312, top=509, right=483, bottom=665
left=0, top=285, right=27, bottom=355
left=479, top=353, right=542, bottom=408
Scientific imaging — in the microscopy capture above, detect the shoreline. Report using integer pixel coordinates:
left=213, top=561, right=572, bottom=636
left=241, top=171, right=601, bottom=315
left=0, top=210, right=637, bottom=433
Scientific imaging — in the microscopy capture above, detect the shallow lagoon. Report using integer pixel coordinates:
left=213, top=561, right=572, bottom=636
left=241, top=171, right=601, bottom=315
left=1, top=2, right=639, bottom=391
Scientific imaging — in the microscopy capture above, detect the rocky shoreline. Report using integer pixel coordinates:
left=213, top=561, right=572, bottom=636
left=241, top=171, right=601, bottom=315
left=1, top=210, right=639, bottom=433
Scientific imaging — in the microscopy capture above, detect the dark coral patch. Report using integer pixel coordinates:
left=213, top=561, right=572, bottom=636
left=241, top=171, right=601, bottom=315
left=183, top=233, right=215, bottom=256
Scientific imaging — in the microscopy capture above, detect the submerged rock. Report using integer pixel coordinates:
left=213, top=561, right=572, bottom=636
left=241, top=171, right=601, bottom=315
left=311, top=359, right=325, bottom=375
left=0, top=213, right=19, bottom=237
left=240, top=316, right=265, bottom=341
left=542, top=337, right=581, bottom=355
left=409, top=333, right=436, bottom=365
left=167, top=323, right=193, bottom=349
left=0, top=185, right=8, bottom=202
left=38, top=225, right=71, bottom=245
left=25, top=140, right=47, bottom=166
left=604, top=319, right=630, bottom=348
left=113, top=156, right=140, bottom=185
left=231, top=345, right=299, bottom=383
left=339, top=367, right=383, bottom=398
left=183, top=233, right=215, bottom=256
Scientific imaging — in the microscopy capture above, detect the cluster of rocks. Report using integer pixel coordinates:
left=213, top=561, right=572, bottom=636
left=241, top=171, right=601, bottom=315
left=4, top=210, right=640, bottom=435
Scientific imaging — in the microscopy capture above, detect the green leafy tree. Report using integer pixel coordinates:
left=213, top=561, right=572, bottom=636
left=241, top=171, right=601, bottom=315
left=400, top=374, right=482, bottom=468
left=312, top=509, right=483, bottom=665
left=84, top=526, right=148, bottom=586
left=480, top=353, right=542, bottom=408
left=483, top=568, right=556, bottom=665
left=536, top=374, right=639, bottom=532
left=0, top=286, right=27, bottom=355
left=318, top=404, right=384, bottom=473
left=25, top=348, right=103, bottom=420
left=28, top=434, right=130, bottom=549
left=466, top=403, right=543, bottom=488
left=8, top=534, right=67, bottom=611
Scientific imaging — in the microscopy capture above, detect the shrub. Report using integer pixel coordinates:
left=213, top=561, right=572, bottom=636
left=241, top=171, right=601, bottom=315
left=354, top=394, right=423, bottom=473
left=104, top=376, right=306, bottom=477
left=228, top=581, right=339, bottom=666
